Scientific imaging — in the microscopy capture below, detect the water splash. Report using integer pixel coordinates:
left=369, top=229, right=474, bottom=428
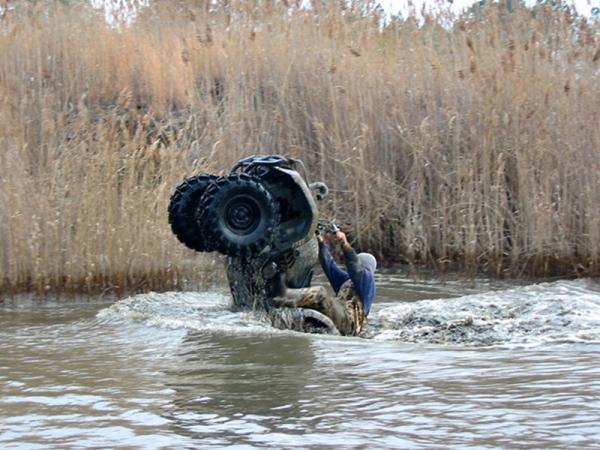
left=98, top=290, right=338, bottom=336
left=97, top=291, right=276, bottom=335
left=98, top=279, right=600, bottom=347
left=372, top=279, right=600, bottom=346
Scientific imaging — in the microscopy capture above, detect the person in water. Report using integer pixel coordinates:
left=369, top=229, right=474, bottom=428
left=271, top=230, right=377, bottom=336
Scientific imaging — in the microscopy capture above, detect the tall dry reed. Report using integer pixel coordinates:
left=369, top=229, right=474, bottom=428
left=0, top=1, right=599, bottom=294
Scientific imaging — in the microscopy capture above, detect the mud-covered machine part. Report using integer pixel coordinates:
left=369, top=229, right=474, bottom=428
left=167, top=155, right=330, bottom=331
left=198, top=173, right=280, bottom=257
left=168, top=174, right=219, bottom=253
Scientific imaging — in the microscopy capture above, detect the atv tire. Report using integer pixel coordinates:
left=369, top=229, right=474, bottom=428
left=168, top=174, right=218, bottom=252
left=199, top=173, right=280, bottom=257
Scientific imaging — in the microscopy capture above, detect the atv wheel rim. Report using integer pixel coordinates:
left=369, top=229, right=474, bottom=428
left=225, top=196, right=260, bottom=234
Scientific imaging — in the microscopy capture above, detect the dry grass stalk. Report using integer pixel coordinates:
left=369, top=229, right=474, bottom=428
left=0, top=1, right=599, bottom=294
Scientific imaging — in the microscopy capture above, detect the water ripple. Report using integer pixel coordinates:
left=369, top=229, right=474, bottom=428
left=2, top=279, right=600, bottom=448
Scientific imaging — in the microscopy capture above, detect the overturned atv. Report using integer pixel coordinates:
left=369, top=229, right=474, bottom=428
left=168, top=155, right=337, bottom=334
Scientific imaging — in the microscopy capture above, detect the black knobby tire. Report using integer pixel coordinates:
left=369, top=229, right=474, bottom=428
left=168, top=174, right=218, bottom=252
left=198, top=173, right=280, bottom=257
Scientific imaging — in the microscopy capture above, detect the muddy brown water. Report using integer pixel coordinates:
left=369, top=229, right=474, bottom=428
left=2, top=274, right=600, bottom=449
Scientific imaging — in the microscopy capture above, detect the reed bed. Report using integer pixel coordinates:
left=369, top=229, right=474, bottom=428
left=0, top=1, right=598, bottom=294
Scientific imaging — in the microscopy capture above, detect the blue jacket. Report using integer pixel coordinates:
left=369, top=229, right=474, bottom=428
left=318, top=241, right=376, bottom=315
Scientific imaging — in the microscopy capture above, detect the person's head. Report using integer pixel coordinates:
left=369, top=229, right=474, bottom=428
left=358, top=253, right=377, bottom=273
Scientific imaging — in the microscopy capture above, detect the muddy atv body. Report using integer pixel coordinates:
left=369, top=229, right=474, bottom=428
left=168, top=155, right=334, bottom=333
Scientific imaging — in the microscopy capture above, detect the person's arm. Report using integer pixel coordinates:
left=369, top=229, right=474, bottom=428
left=335, top=231, right=361, bottom=279
left=318, top=234, right=349, bottom=294
left=336, top=232, right=376, bottom=315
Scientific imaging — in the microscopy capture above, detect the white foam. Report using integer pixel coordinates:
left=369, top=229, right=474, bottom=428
left=97, top=291, right=278, bottom=335
left=373, top=279, right=600, bottom=346
left=97, top=280, right=600, bottom=347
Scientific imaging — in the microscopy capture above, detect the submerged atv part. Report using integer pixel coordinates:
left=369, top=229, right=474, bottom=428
left=168, top=174, right=218, bottom=252
left=199, top=173, right=280, bottom=258
left=268, top=307, right=340, bottom=335
left=227, top=254, right=337, bottom=334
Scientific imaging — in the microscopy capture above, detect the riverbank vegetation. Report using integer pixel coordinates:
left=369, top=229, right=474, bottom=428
left=0, top=1, right=599, bottom=294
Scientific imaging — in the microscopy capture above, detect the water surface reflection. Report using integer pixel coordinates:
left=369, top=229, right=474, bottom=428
left=1, top=276, right=600, bottom=448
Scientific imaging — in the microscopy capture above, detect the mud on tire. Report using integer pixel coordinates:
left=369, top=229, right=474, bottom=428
left=198, top=173, right=280, bottom=257
left=168, top=174, right=218, bottom=252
